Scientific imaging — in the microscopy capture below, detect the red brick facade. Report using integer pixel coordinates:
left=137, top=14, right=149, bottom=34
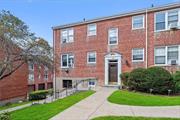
left=28, top=63, right=53, bottom=92
left=53, top=3, right=180, bottom=87
left=0, top=63, right=28, bottom=103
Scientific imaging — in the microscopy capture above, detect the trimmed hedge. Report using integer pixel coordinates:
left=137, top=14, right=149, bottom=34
left=0, top=112, right=10, bottom=120
left=146, top=67, right=174, bottom=94
left=122, top=67, right=177, bottom=94
left=29, top=90, right=51, bottom=101
left=128, top=68, right=149, bottom=92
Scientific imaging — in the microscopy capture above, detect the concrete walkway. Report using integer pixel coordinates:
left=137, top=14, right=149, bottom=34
left=51, top=87, right=180, bottom=120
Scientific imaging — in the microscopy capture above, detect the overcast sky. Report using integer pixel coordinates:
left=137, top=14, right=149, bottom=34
left=0, top=0, right=179, bottom=45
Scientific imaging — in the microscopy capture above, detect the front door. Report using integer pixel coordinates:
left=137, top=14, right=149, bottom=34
left=108, top=60, right=118, bottom=85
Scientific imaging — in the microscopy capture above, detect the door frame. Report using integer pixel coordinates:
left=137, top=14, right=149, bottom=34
left=105, top=53, right=121, bottom=86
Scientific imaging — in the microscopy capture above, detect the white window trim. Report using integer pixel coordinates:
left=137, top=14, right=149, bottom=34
left=132, top=15, right=145, bottom=30
left=61, top=54, right=74, bottom=68
left=87, top=23, right=97, bottom=36
left=61, top=28, right=74, bottom=44
left=154, top=45, right=180, bottom=66
left=154, top=8, right=180, bottom=32
left=108, top=28, right=118, bottom=46
left=87, top=52, right=96, bottom=64
left=28, top=73, right=34, bottom=81
left=132, top=48, right=144, bottom=62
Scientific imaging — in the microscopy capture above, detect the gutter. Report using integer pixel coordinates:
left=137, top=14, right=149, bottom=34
left=145, top=9, right=148, bottom=68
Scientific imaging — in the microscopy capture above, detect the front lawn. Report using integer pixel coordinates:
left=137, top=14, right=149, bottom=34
left=11, top=90, right=95, bottom=120
left=108, top=90, right=180, bottom=106
left=92, top=116, right=180, bottom=120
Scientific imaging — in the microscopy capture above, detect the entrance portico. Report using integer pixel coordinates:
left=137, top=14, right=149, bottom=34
left=105, top=52, right=121, bottom=86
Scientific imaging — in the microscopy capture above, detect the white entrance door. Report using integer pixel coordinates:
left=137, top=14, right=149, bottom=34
left=105, top=53, right=121, bottom=86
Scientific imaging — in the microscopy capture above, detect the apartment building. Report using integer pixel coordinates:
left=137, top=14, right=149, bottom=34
left=28, top=62, right=53, bottom=92
left=53, top=3, right=180, bottom=90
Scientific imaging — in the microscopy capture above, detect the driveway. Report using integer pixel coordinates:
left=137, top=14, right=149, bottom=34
left=50, top=87, right=180, bottom=120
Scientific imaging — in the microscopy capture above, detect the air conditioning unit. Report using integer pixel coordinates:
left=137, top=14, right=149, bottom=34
left=169, top=23, right=179, bottom=30
left=171, top=60, right=177, bottom=65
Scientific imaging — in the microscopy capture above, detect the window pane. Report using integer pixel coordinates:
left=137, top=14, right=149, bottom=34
left=155, top=47, right=165, bottom=56
left=88, top=24, right=96, bottom=36
left=156, top=13, right=165, bottom=31
left=68, top=55, right=74, bottom=67
left=155, top=56, right=166, bottom=64
left=62, top=55, right=68, bottom=67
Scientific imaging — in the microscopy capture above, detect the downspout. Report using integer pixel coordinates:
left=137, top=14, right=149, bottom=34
left=145, top=9, right=148, bottom=68
left=53, top=29, right=57, bottom=99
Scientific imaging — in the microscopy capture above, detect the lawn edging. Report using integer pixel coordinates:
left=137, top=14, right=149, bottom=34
left=108, top=90, right=180, bottom=106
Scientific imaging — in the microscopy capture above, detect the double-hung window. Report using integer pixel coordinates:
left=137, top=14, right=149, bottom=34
left=61, top=28, right=74, bottom=44
left=61, top=54, right=74, bottom=68
left=108, top=28, right=118, bottom=45
left=155, top=9, right=180, bottom=31
left=155, top=46, right=180, bottom=65
left=155, top=47, right=166, bottom=64
left=88, top=24, right=96, bottom=36
left=155, top=12, right=166, bottom=31
left=132, top=15, right=144, bottom=29
left=167, top=46, right=179, bottom=65
left=28, top=62, right=34, bottom=71
left=87, top=52, right=96, bottom=64
left=132, top=48, right=144, bottom=62
left=44, top=67, right=48, bottom=80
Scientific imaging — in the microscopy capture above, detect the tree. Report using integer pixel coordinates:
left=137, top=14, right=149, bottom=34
left=0, top=10, right=53, bottom=80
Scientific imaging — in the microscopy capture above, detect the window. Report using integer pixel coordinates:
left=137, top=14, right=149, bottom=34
left=87, top=52, right=96, bottom=64
left=132, top=48, right=144, bottom=62
left=155, top=12, right=166, bottom=31
left=88, top=24, right=96, bottom=36
left=44, top=71, right=48, bottom=80
left=108, top=28, right=118, bottom=45
left=155, top=9, right=180, bottom=31
left=28, top=73, right=34, bottom=81
left=63, top=80, right=72, bottom=88
left=155, top=47, right=166, bottom=64
left=61, top=54, right=74, bottom=68
left=168, top=10, right=179, bottom=27
left=61, top=28, right=74, bottom=44
left=167, top=46, right=179, bottom=65
left=132, top=15, right=144, bottom=29
left=155, top=46, right=180, bottom=65
left=28, top=63, right=34, bottom=71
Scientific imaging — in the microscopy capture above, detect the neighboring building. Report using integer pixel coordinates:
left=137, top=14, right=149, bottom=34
left=53, top=3, right=180, bottom=90
left=28, top=62, right=53, bottom=93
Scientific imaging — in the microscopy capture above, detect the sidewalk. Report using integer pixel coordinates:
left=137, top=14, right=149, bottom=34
left=51, top=87, right=180, bottom=120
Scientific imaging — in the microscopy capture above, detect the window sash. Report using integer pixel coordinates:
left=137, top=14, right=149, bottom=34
left=108, top=28, right=118, bottom=45
left=132, top=49, right=144, bottom=61
left=88, top=24, right=96, bottom=36
left=87, top=52, right=96, bottom=63
left=61, top=29, right=74, bottom=43
left=132, top=16, right=144, bottom=29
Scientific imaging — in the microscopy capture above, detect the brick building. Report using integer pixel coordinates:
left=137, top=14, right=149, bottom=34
left=53, top=3, right=180, bottom=90
left=28, top=62, right=53, bottom=92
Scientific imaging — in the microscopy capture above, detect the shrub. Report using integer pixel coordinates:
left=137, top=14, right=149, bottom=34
left=128, top=68, right=149, bottom=92
left=0, top=112, right=10, bottom=120
left=29, top=90, right=49, bottom=101
left=146, top=67, right=174, bottom=94
left=172, top=71, right=180, bottom=93
left=120, top=72, right=130, bottom=87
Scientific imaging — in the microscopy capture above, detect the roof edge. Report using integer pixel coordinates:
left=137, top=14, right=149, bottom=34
left=52, top=2, right=180, bottom=30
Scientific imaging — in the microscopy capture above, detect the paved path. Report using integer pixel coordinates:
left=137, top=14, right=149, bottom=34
left=51, top=87, right=180, bottom=120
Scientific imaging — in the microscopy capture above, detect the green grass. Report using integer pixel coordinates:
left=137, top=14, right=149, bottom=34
left=108, top=90, right=180, bottom=106
left=0, top=101, right=30, bottom=111
left=10, top=91, right=95, bottom=120
left=92, top=116, right=180, bottom=120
